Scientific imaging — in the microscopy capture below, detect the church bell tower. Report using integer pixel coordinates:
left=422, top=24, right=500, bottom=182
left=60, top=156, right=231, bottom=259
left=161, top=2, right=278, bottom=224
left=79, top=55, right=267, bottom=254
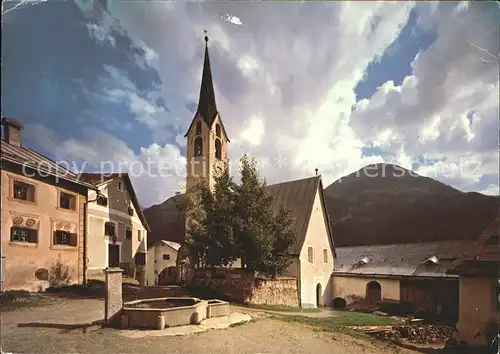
left=184, top=33, right=230, bottom=191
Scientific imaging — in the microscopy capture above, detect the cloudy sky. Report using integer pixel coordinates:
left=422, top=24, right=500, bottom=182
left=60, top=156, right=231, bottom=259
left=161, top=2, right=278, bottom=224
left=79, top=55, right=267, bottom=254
left=2, top=0, right=499, bottom=207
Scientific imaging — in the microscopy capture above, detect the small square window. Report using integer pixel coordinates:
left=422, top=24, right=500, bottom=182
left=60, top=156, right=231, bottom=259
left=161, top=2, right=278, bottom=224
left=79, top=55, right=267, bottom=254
left=60, top=192, right=76, bottom=210
left=308, top=247, right=313, bottom=263
left=96, top=195, right=108, bottom=207
left=163, top=254, right=170, bottom=260
left=104, top=222, right=116, bottom=236
left=11, top=227, right=37, bottom=243
left=138, top=229, right=142, bottom=241
left=13, top=181, right=35, bottom=202
left=53, top=230, right=77, bottom=246
left=126, top=226, right=132, bottom=240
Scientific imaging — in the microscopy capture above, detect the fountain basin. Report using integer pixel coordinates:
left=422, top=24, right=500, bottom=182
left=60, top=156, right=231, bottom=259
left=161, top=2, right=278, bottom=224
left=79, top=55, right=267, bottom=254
left=121, top=297, right=229, bottom=329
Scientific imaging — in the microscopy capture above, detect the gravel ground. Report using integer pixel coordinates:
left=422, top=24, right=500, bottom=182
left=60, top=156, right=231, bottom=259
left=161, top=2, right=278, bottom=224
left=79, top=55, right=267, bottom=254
left=1, top=296, right=419, bottom=354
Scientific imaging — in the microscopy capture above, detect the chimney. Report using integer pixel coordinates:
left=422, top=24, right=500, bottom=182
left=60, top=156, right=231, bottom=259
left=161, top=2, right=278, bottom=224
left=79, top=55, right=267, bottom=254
left=315, top=168, right=319, bottom=176
left=1, top=117, right=24, bottom=147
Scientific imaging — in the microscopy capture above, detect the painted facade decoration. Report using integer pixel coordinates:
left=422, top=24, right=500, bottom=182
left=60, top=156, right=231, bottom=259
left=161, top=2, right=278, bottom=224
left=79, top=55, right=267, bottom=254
left=0, top=117, right=96, bottom=291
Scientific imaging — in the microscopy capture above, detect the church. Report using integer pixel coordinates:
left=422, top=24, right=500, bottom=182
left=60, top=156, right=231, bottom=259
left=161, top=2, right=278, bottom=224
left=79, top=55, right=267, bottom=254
left=147, top=34, right=336, bottom=308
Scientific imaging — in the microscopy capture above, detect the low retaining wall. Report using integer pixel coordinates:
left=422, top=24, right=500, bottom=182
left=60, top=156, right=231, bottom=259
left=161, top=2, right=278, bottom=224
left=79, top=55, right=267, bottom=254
left=193, top=268, right=299, bottom=307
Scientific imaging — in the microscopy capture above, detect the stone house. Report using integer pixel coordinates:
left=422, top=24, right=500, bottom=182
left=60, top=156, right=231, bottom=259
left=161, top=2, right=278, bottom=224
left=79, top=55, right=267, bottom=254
left=331, top=240, right=473, bottom=323
left=448, top=216, right=499, bottom=347
left=80, top=173, right=150, bottom=285
left=146, top=240, right=181, bottom=286
left=0, top=117, right=98, bottom=291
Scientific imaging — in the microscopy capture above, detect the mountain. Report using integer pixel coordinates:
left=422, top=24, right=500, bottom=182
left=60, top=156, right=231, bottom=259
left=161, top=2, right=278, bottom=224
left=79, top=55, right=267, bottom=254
left=143, top=193, right=185, bottom=247
left=324, top=163, right=499, bottom=247
left=143, top=163, right=499, bottom=249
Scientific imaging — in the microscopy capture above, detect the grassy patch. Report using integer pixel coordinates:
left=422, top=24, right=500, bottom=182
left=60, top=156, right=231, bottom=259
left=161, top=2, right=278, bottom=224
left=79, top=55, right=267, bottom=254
left=273, top=311, right=399, bottom=333
left=243, top=303, right=321, bottom=313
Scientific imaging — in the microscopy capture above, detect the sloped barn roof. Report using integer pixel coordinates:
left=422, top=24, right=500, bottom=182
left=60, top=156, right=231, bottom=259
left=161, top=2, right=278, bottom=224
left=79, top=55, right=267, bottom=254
left=334, top=240, right=473, bottom=278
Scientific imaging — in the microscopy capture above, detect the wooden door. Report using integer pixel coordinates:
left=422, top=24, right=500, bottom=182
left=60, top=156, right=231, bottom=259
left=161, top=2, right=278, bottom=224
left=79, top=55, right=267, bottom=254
left=108, top=244, right=120, bottom=268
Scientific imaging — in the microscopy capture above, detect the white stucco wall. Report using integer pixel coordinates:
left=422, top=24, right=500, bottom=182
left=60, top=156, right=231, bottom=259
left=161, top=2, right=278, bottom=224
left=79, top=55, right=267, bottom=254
left=298, top=188, right=335, bottom=308
left=455, top=276, right=498, bottom=346
left=332, top=275, right=401, bottom=304
left=86, top=179, right=148, bottom=277
left=146, top=243, right=178, bottom=286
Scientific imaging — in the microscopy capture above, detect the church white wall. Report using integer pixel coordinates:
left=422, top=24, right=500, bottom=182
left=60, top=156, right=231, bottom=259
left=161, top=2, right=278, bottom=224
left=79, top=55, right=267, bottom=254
left=299, top=189, right=335, bottom=308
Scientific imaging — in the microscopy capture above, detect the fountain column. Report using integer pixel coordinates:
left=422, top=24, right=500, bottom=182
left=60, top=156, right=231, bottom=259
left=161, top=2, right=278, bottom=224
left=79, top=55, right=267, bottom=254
left=104, top=267, right=123, bottom=326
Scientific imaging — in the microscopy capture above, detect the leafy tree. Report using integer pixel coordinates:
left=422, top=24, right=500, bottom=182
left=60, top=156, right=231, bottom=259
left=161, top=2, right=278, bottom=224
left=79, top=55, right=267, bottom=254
left=204, top=163, right=239, bottom=267
left=182, top=180, right=211, bottom=267
left=234, top=155, right=296, bottom=277
left=261, top=204, right=297, bottom=277
left=182, top=155, right=296, bottom=278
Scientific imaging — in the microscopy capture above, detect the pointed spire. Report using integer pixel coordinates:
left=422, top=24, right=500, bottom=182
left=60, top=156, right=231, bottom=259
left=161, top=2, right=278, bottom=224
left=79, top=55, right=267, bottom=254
left=196, top=30, right=218, bottom=127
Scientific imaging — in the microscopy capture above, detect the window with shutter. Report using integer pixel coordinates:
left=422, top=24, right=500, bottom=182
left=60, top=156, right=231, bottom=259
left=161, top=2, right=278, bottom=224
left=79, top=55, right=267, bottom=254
left=10, top=227, right=37, bottom=243
left=13, top=181, right=35, bottom=202
left=323, top=249, right=328, bottom=263
left=126, top=226, right=132, bottom=239
left=96, top=195, right=108, bottom=206
left=70, top=233, right=78, bottom=247
left=59, top=192, right=76, bottom=210
left=138, top=229, right=142, bottom=241
left=54, top=230, right=74, bottom=246
left=104, top=222, right=116, bottom=236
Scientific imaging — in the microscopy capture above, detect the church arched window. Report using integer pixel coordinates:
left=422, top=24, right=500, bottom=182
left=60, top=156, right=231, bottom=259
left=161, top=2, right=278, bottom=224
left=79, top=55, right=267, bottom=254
left=215, top=139, right=222, bottom=160
left=194, top=137, right=203, bottom=156
left=215, top=123, right=221, bottom=137
left=195, top=121, right=201, bottom=135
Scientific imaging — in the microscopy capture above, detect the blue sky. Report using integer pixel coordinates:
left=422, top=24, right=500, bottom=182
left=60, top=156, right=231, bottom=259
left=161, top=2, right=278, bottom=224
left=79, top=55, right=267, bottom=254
left=2, top=1, right=499, bottom=207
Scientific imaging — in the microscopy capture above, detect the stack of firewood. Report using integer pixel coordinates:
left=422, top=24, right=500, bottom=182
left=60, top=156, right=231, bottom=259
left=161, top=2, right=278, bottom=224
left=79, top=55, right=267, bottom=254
left=350, top=323, right=453, bottom=344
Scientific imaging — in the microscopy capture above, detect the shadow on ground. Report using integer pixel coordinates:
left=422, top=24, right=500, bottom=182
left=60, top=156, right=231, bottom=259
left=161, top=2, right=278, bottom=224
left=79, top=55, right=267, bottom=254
left=17, top=319, right=104, bottom=334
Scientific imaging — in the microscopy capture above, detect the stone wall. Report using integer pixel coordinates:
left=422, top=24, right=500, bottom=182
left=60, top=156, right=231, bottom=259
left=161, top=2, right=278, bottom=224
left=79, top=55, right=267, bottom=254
left=193, top=268, right=299, bottom=307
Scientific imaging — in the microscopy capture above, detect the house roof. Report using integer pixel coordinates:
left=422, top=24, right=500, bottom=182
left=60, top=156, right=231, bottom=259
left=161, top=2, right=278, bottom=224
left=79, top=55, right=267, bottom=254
left=333, top=240, right=473, bottom=279
left=448, top=216, right=499, bottom=277
left=267, top=175, right=335, bottom=256
left=160, top=240, right=182, bottom=251
left=184, top=36, right=230, bottom=141
left=0, top=140, right=97, bottom=191
left=79, top=173, right=151, bottom=233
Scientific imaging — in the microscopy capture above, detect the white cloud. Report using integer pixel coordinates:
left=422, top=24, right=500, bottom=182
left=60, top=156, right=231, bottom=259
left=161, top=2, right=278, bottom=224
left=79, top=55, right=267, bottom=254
left=239, top=116, right=265, bottom=146
left=92, top=65, right=170, bottom=132
left=221, top=14, right=243, bottom=26
left=68, top=2, right=499, bottom=204
left=133, top=40, right=160, bottom=70
left=86, top=23, right=116, bottom=47
left=349, top=2, right=499, bottom=191
left=25, top=123, right=186, bottom=207
left=479, top=184, right=499, bottom=196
